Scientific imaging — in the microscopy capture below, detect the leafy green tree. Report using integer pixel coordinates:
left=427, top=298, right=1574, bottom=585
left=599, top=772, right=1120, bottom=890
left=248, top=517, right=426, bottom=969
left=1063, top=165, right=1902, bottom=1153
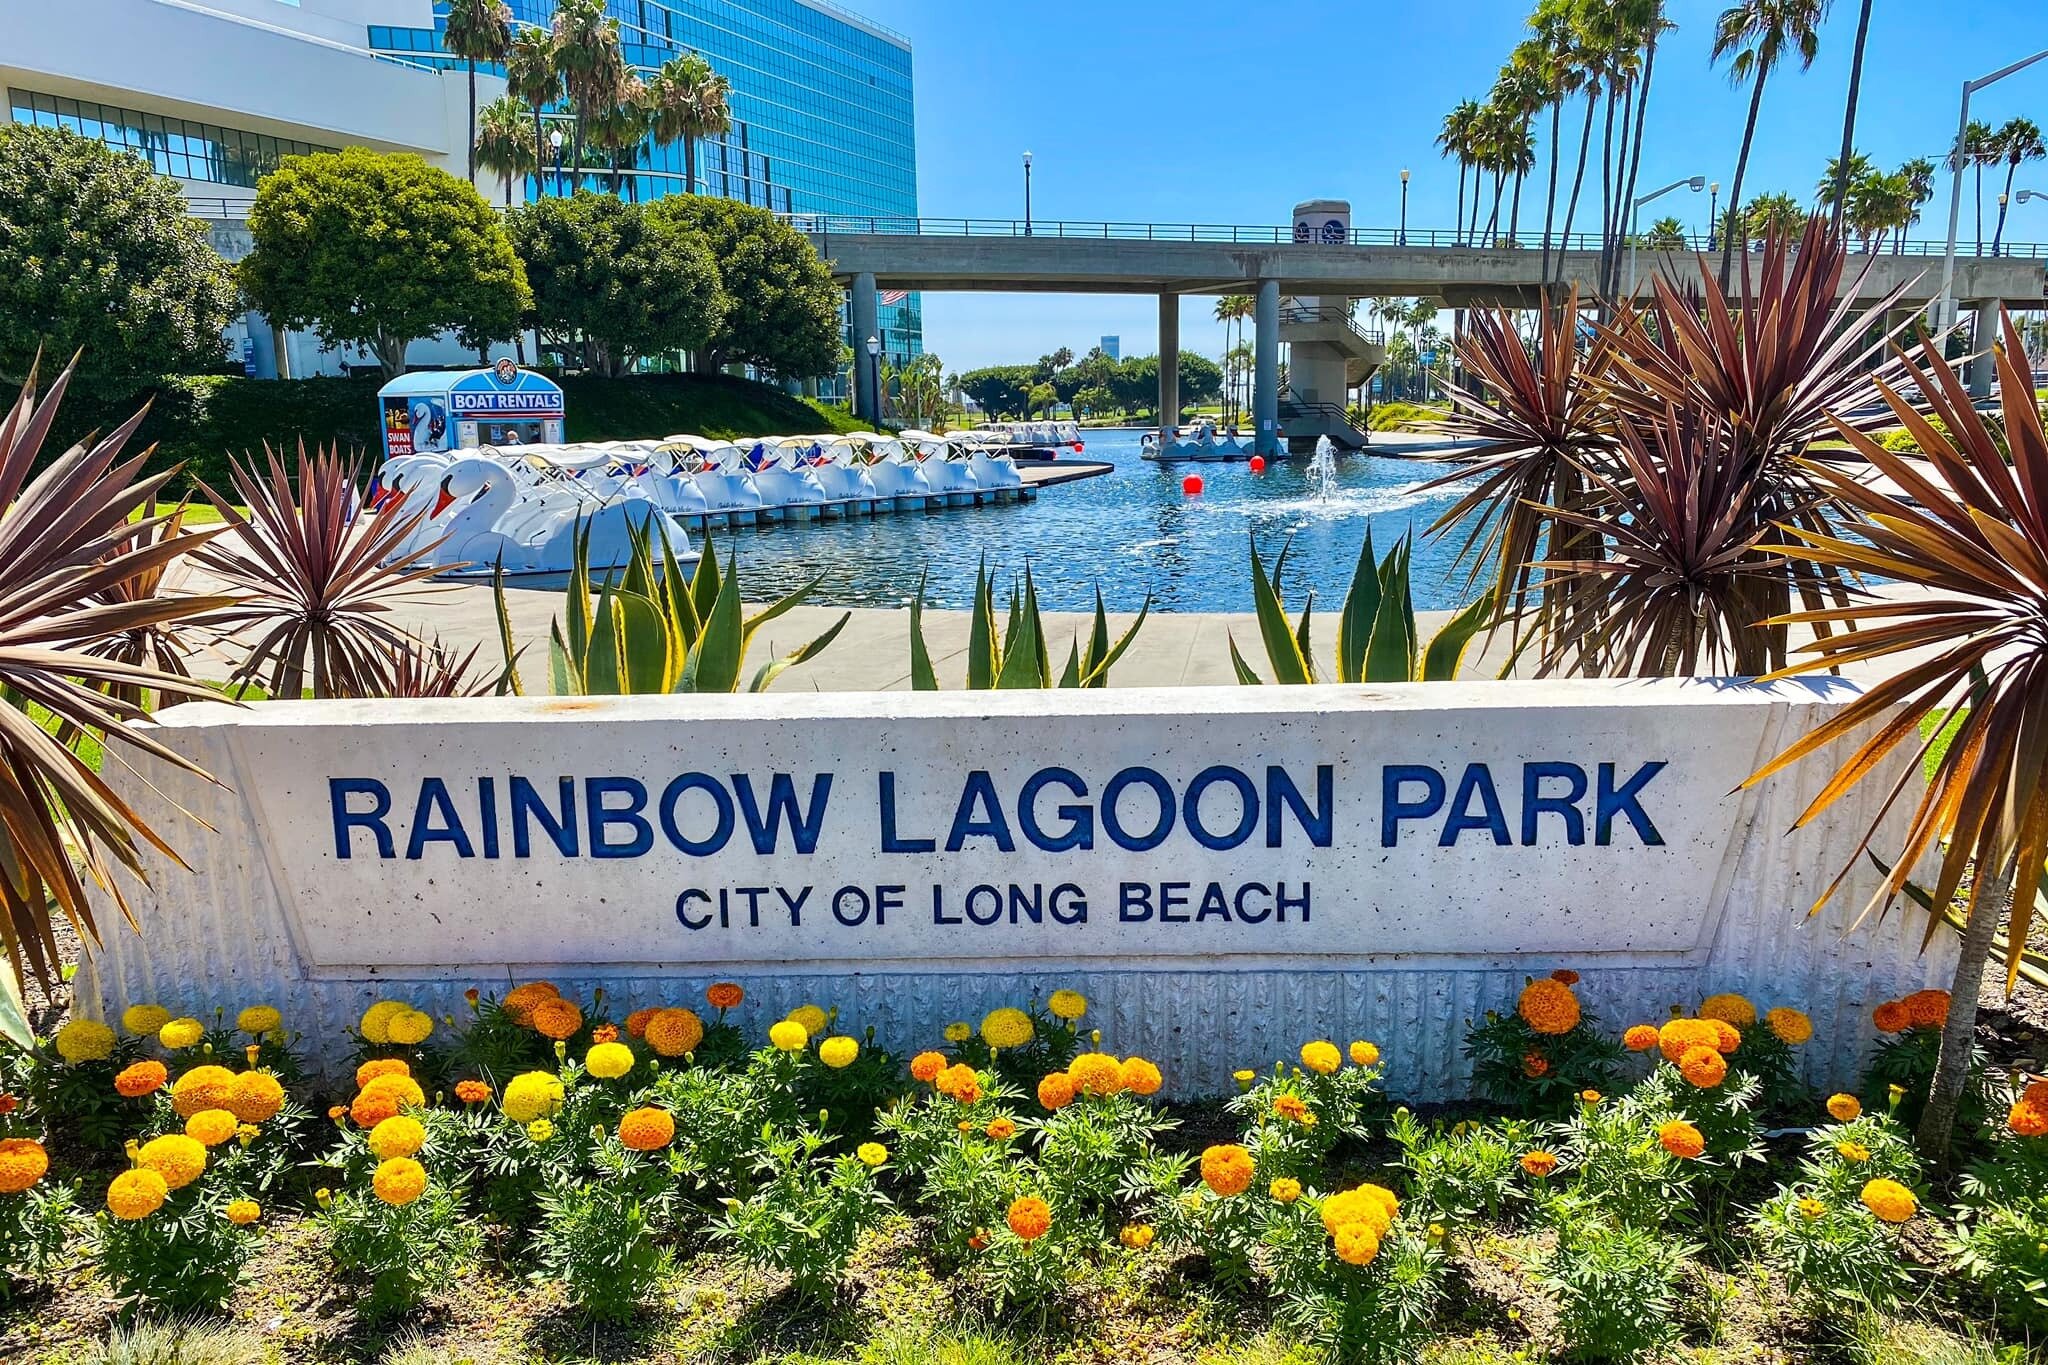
left=1074, top=384, right=1115, bottom=418
left=1177, top=352, right=1223, bottom=407
left=240, top=148, right=530, bottom=378
left=1026, top=381, right=1058, bottom=417
left=506, top=192, right=724, bottom=377
left=957, top=365, right=1034, bottom=419
left=0, top=124, right=234, bottom=392
left=649, top=197, right=838, bottom=378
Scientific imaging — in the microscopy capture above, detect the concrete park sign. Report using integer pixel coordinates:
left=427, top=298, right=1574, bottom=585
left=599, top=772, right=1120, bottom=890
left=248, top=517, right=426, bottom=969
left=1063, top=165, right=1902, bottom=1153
left=85, top=680, right=1954, bottom=1095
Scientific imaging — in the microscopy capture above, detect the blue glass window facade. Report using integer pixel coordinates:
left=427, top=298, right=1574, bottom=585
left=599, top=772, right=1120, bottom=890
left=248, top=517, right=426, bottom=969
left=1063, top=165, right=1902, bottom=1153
left=369, top=0, right=921, bottom=377
left=6, top=88, right=333, bottom=188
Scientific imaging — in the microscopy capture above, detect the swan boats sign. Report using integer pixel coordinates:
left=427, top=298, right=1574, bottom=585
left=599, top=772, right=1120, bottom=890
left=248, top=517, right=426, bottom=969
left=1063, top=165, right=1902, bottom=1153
left=84, top=680, right=1952, bottom=1091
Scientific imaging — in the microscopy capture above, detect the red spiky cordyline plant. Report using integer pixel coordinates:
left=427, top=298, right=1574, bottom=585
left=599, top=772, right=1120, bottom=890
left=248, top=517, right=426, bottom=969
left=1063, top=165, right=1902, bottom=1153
left=1746, top=312, right=2048, bottom=1164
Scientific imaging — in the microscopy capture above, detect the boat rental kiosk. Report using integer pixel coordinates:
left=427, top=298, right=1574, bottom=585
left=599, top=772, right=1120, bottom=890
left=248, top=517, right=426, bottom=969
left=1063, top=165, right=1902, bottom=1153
left=378, top=362, right=567, bottom=458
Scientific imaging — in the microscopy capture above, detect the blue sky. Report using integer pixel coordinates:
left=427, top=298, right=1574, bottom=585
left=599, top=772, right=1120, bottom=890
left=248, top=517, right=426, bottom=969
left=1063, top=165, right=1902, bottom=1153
left=844, top=0, right=2048, bottom=373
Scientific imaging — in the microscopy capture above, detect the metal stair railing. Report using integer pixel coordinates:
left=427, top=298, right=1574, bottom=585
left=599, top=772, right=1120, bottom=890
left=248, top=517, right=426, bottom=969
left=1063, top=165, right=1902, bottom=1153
left=1278, top=388, right=1373, bottom=446
left=1277, top=304, right=1386, bottom=349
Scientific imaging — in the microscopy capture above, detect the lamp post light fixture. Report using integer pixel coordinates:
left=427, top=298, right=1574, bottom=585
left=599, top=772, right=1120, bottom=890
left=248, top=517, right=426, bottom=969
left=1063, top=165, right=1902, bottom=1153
left=547, top=126, right=564, bottom=196
left=1707, top=181, right=1720, bottom=251
left=1023, top=151, right=1033, bottom=237
left=1936, top=47, right=2048, bottom=332
left=1399, top=168, right=1411, bottom=246
left=1627, top=175, right=1706, bottom=296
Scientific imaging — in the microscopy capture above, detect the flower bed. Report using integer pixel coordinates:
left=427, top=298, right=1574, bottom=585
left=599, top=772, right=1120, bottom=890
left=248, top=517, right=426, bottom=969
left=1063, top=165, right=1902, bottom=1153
left=1, top=973, right=2043, bottom=1362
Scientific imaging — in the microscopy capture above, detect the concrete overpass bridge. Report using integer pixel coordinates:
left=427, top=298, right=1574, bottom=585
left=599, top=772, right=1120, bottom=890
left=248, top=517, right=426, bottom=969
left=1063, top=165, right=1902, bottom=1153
left=799, top=214, right=2048, bottom=456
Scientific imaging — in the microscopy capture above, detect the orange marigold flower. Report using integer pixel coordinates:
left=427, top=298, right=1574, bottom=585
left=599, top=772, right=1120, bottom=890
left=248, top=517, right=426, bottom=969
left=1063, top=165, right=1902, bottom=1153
left=355, top=1058, right=411, bottom=1091
left=1120, top=1056, right=1164, bottom=1096
left=1827, top=1093, right=1863, bottom=1123
left=115, top=1060, right=168, bottom=1099
left=1872, top=1000, right=1910, bottom=1033
left=1902, top=989, right=1951, bottom=1030
left=500, top=981, right=561, bottom=1026
left=591, top=1023, right=619, bottom=1045
left=2009, top=1100, right=2048, bottom=1139
left=986, top=1117, right=1017, bottom=1140
left=1067, top=1052, right=1125, bottom=1097
left=619, top=1107, right=676, bottom=1151
left=1519, top=1150, right=1559, bottom=1178
left=706, top=981, right=744, bottom=1010
left=455, top=1079, right=493, bottom=1105
left=1679, top=1045, right=1729, bottom=1089
left=1623, top=1024, right=1661, bottom=1052
left=1517, top=978, right=1582, bottom=1036
left=1201, top=1144, right=1255, bottom=1197
left=1006, top=1196, right=1052, bottom=1241
left=0, top=1138, right=48, bottom=1193
left=2023, top=1080, right=2048, bottom=1110
left=529, top=997, right=583, bottom=1041
left=1274, top=1093, right=1311, bottom=1122
left=624, top=1007, right=658, bottom=1039
left=644, top=1007, right=705, bottom=1057
left=1038, top=1072, right=1077, bottom=1110
left=1860, top=1178, right=1917, bottom=1224
left=1333, top=1222, right=1381, bottom=1266
left=351, top=1073, right=425, bottom=1127
left=1706, top=1019, right=1742, bottom=1054
left=1522, top=1051, right=1550, bottom=1078
left=936, top=1064, right=982, bottom=1105
left=1550, top=969, right=1581, bottom=986
left=1657, top=1120, right=1705, bottom=1159
left=1320, top=1185, right=1398, bottom=1236
left=909, top=1050, right=947, bottom=1084
left=1658, top=1018, right=1720, bottom=1064
left=372, top=1156, right=427, bottom=1206
left=137, top=1134, right=207, bottom=1190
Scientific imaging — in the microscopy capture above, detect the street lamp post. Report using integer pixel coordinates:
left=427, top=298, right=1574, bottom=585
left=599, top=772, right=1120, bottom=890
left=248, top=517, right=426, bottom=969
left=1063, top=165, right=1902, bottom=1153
left=1936, top=47, right=2048, bottom=335
left=1706, top=181, right=1720, bottom=251
left=547, top=127, right=564, bottom=197
left=1023, top=151, right=1033, bottom=237
left=864, top=334, right=882, bottom=422
left=1628, top=176, right=1706, bottom=296
left=1399, top=168, right=1410, bottom=246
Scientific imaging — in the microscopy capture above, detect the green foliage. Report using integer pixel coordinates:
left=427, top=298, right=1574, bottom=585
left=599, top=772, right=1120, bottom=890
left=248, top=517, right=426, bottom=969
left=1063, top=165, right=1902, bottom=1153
left=910, top=562, right=1149, bottom=690
left=534, top=1139, right=678, bottom=1320
left=1266, top=1213, right=1447, bottom=1365
left=1538, top=1216, right=1696, bottom=1362
left=506, top=192, right=725, bottom=377
left=1952, top=1196, right=2048, bottom=1332
left=1860, top=1025, right=1991, bottom=1140
left=1227, top=1054, right=1387, bottom=1182
left=715, top=1126, right=892, bottom=1300
left=319, top=1174, right=479, bottom=1319
left=94, top=1184, right=259, bottom=1312
left=240, top=148, right=530, bottom=375
left=1233, top=532, right=1492, bottom=685
left=1390, top=1109, right=1532, bottom=1230
left=647, top=197, right=839, bottom=378
left=23, top=1034, right=150, bottom=1154
left=81, top=1318, right=270, bottom=1365
left=0, top=1180, right=79, bottom=1299
left=1463, top=1010, right=1626, bottom=1118
left=0, top=124, right=235, bottom=394
left=1751, top=1185, right=1915, bottom=1313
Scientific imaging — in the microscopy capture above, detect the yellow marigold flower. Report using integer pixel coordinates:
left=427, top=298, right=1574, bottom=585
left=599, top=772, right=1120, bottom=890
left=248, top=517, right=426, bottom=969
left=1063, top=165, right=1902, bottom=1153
left=1517, top=978, right=1582, bottom=1036
left=121, top=1004, right=171, bottom=1037
left=1048, top=989, right=1088, bottom=1021
left=1766, top=1007, right=1814, bottom=1045
left=1657, top=1120, right=1705, bottom=1159
left=645, top=1007, right=705, bottom=1057
left=0, top=1138, right=48, bottom=1193
left=1860, top=1178, right=1917, bottom=1224
left=529, top=997, right=583, bottom=1041
left=1067, top=1052, right=1125, bottom=1097
left=986, top=1117, right=1018, bottom=1140
left=619, top=1107, right=676, bottom=1151
left=787, top=1003, right=830, bottom=1035
left=1038, top=1072, right=1077, bottom=1110
left=171, top=1065, right=237, bottom=1118
left=115, top=1059, right=168, bottom=1099
left=358, top=1000, right=408, bottom=1045
left=137, top=1134, right=207, bottom=1190
left=1121, top=1056, right=1164, bottom=1096
left=707, top=981, right=744, bottom=1010
left=455, top=1079, right=493, bottom=1105
left=857, top=1142, right=888, bottom=1167
left=501, top=1071, right=565, bottom=1123
left=236, top=1124, right=259, bottom=1146
left=585, top=1041, right=635, bottom=1079
left=225, top=1198, right=261, bottom=1225
left=1232, top=1069, right=1256, bottom=1090
left=1270, top=1177, right=1302, bottom=1203
left=1300, top=1040, right=1342, bottom=1075
left=498, top=982, right=561, bottom=1026
left=1119, top=1223, right=1155, bottom=1249
left=1837, top=1140, right=1871, bottom=1164
left=372, top=1156, right=427, bottom=1206
left=943, top=1021, right=972, bottom=1044
left=355, top=1057, right=411, bottom=1090
left=1200, top=1144, right=1254, bottom=1197
left=1700, top=993, right=1758, bottom=1027
left=1827, top=1093, right=1863, bottom=1123
left=1519, top=1150, right=1559, bottom=1178
left=526, top=1119, right=554, bottom=1142
left=981, top=1007, right=1035, bottom=1050
left=227, top=1071, right=285, bottom=1124
left=910, top=1051, right=947, bottom=1083
left=185, top=1109, right=239, bottom=1147
left=386, top=1009, right=435, bottom=1046
left=1623, top=1024, right=1661, bottom=1052
left=1332, top=1222, right=1381, bottom=1266
left=236, top=1005, right=282, bottom=1035
left=769, top=1019, right=809, bottom=1052
left=1679, top=1045, right=1729, bottom=1089
left=1006, top=1196, right=1052, bottom=1241
left=1797, top=1197, right=1826, bottom=1221
left=819, top=1035, right=860, bottom=1069
left=54, top=1017, right=116, bottom=1064
left=1580, top=1089, right=1603, bottom=1106
left=106, top=1168, right=168, bottom=1220
left=1320, top=1189, right=1398, bottom=1239
left=1350, top=1041, right=1381, bottom=1067
left=368, top=1115, right=426, bottom=1160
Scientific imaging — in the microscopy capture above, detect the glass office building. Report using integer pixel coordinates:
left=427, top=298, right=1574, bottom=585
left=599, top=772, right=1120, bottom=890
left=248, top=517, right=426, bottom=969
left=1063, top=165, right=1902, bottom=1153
left=370, top=0, right=922, bottom=377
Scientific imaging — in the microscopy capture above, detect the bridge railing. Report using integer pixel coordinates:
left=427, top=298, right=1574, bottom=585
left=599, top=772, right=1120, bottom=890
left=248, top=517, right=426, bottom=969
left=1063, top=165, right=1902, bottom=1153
left=787, top=214, right=2048, bottom=261
left=1278, top=304, right=1386, bottom=347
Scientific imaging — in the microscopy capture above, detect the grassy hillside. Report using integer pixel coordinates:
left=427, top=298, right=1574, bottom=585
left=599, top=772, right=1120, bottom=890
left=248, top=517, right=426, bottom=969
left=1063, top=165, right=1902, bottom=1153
left=42, top=372, right=863, bottom=490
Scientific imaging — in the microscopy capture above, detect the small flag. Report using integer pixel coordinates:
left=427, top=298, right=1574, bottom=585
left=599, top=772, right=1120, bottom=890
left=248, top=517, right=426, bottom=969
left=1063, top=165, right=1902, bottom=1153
left=879, top=289, right=908, bottom=306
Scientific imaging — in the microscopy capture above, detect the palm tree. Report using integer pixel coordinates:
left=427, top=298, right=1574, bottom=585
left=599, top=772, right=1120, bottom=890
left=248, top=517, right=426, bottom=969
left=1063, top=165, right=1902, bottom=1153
left=1742, top=190, right=1807, bottom=244
left=1897, top=156, right=1936, bottom=252
left=1525, top=1, right=1585, bottom=281
left=591, top=76, right=650, bottom=199
left=1494, top=58, right=1548, bottom=244
left=1641, top=214, right=1686, bottom=248
left=1948, top=119, right=1998, bottom=255
left=550, top=0, right=628, bottom=187
left=474, top=94, right=537, bottom=206
left=1711, top=0, right=1826, bottom=287
left=645, top=53, right=732, bottom=196
left=1826, top=0, right=1874, bottom=232
left=1815, top=152, right=1873, bottom=205
left=1438, top=101, right=1483, bottom=246
left=1990, top=117, right=2046, bottom=256
left=1553, top=6, right=1605, bottom=282
left=1214, top=295, right=1253, bottom=422
left=443, top=0, right=512, bottom=184
left=506, top=26, right=560, bottom=197
left=1845, top=169, right=1911, bottom=252
left=1609, top=0, right=1675, bottom=296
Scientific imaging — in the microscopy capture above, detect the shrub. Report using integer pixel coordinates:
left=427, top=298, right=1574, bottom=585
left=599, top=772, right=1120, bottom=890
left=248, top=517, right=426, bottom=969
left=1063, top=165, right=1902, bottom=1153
left=1390, top=1108, right=1532, bottom=1233
left=1466, top=975, right=1625, bottom=1116
left=1540, top=1216, right=1696, bottom=1361
left=534, top=1137, right=680, bottom=1320
left=1228, top=1041, right=1387, bottom=1182
left=716, top=1126, right=891, bottom=1301
left=94, top=1176, right=259, bottom=1312
left=0, top=1180, right=78, bottom=1300
left=318, top=1165, right=478, bottom=1318
left=1751, top=1185, right=1914, bottom=1313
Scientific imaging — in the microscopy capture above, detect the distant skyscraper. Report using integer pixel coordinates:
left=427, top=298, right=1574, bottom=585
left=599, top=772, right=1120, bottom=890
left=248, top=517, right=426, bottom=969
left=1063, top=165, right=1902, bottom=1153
left=1100, top=335, right=1120, bottom=360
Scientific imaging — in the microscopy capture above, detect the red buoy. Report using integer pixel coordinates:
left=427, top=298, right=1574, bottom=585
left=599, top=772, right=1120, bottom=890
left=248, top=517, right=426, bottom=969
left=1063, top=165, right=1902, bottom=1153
left=1072, top=441, right=1085, bottom=452
left=1182, top=474, right=1204, bottom=496
left=1248, top=455, right=1267, bottom=473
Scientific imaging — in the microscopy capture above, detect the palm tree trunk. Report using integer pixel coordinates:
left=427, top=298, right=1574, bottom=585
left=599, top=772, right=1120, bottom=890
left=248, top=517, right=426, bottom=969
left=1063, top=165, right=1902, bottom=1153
left=532, top=109, right=546, bottom=198
left=1917, top=857, right=2015, bottom=1172
left=1454, top=163, right=1467, bottom=248
left=685, top=136, right=697, bottom=195
left=467, top=59, right=479, bottom=182
left=1508, top=166, right=1526, bottom=242
left=1720, top=70, right=1770, bottom=291
left=1469, top=167, right=1483, bottom=245
left=1619, top=39, right=1658, bottom=292
left=1597, top=86, right=1619, bottom=298
left=1994, top=160, right=2019, bottom=255
left=1485, top=170, right=1505, bottom=240
left=1540, top=99, right=1563, bottom=281
left=1557, top=93, right=1598, bottom=285
left=1829, top=0, right=1874, bottom=233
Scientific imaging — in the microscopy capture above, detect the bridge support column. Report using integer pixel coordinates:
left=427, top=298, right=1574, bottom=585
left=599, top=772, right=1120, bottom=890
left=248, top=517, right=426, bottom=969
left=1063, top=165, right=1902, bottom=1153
left=1969, top=300, right=1999, bottom=398
left=1157, top=294, right=1179, bottom=432
left=1254, top=278, right=1280, bottom=457
left=851, top=272, right=880, bottom=422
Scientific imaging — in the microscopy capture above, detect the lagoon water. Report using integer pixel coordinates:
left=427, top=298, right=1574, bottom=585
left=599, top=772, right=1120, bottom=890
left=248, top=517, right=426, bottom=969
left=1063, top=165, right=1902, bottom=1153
left=710, top=428, right=1478, bottom=613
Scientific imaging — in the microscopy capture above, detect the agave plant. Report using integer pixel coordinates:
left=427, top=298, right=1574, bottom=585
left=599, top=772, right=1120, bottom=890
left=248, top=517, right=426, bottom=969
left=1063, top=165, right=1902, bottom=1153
left=907, top=562, right=1150, bottom=690
left=1231, top=531, right=1493, bottom=684
left=196, top=443, right=444, bottom=699
left=500, top=521, right=848, bottom=695
left=0, top=360, right=238, bottom=1026
left=1744, top=313, right=2048, bottom=1164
